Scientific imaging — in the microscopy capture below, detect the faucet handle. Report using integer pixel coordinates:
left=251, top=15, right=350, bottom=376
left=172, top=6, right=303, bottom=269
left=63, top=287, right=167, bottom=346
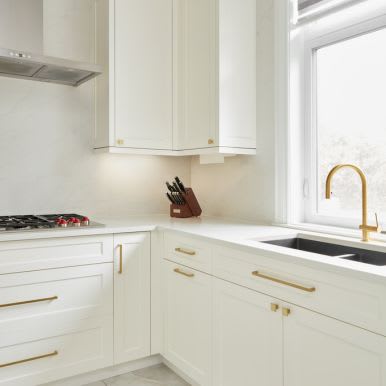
left=374, top=213, right=382, bottom=233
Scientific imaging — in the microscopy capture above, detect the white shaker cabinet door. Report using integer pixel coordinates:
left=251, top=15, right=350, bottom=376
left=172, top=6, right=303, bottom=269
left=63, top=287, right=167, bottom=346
left=114, top=0, right=173, bottom=150
left=213, top=278, right=283, bottom=386
left=163, top=260, right=212, bottom=386
left=114, top=232, right=151, bottom=364
left=284, top=305, right=386, bottom=386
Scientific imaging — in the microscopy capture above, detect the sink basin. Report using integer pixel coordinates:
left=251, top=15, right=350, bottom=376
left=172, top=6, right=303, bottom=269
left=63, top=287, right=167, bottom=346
left=262, top=237, right=386, bottom=266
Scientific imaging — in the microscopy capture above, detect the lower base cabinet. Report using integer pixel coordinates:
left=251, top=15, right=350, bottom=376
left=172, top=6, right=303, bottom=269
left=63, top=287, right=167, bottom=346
left=162, top=260, right=212, bottom=386
left=213, top=278, right=282, bottom=386
left=284, top=305, right=386, bottom=386
left=114, top=233, right=151, bottom=364
left=213, top=277, right=386, bottom=386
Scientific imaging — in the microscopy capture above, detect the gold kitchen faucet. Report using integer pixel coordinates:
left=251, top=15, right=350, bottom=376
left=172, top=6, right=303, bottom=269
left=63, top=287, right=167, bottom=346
left=325, top=164, right=382, bottom=242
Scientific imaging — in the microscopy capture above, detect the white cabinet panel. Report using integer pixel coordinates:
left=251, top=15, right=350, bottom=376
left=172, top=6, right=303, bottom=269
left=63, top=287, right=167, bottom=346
left=114, top=0, right=173, bottom=150
left=163, top=260, right=212, bottom=386
left=213, top=278, right=282, bottom=386
left=0, top=234, right=113, bottom=274
left=0, top=264, right=113, bottom=337
left=218, top=0, right=257, bottom=148
left=0, top=316, right=113, bottom=386
left=113, top=233, right=151, bottom=364
left=284, top=305, right=386, bottom=386
left=173, top=0, right=217, bottom=150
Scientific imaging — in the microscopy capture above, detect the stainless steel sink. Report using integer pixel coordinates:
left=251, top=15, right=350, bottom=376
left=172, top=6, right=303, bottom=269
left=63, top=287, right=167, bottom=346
left=262, top=238, right=386, bottom=266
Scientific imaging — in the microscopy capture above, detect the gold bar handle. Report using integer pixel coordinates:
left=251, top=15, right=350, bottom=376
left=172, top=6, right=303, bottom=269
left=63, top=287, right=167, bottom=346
left=0, top=350, right=58, bottom=368
left=0, top=296, right=58, bottom=309
left=174, top=268, right=195, bottom=278
left=118, top=244, right=123, bottom=274
left=175, top=247, right=196, bottom=256
left=252, top=271, right=316, bottom=293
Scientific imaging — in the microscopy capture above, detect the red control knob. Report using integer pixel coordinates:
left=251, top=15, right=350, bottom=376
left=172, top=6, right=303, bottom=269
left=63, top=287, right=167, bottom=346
left=73, top=218, right=81, bottom=227
left=81, top=216, right=90, bottom=226
left=58, top=219, right=67, bottom=228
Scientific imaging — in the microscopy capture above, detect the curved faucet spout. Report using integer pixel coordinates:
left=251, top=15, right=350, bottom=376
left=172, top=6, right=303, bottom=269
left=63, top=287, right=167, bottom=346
left=325, top=164, right=381, bottom=242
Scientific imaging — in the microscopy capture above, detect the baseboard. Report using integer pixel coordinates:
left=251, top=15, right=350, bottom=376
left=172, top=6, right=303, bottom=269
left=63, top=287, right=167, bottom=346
left=162, top=357, right=200, bottom=386
left=41, top=355, right=163, bottom=386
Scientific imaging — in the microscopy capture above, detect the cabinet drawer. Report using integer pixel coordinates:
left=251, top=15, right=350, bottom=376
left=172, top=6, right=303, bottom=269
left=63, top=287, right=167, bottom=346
left=0, top=264, right=113, bottom=335
left=0, top=235, right=114, bottom=274
left=0, top=316, right=113, bottom=386
left=213, top=245, right=386, bottom=336
left=164, top=232, right=212, bottom=273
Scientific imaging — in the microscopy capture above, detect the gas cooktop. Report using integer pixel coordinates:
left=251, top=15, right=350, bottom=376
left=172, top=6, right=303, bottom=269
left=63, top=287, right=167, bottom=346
left=0, top=214, right=104, bottom=232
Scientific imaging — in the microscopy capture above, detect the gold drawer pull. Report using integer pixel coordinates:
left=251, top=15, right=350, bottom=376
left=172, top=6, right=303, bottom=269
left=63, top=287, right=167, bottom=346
left=174, top=268, right=195, bottom=278
left=118, top=244, right=123, bottom=274
left=252, top=271, right=316, bottom=293
left=0, top=296, right=58, bottom=309
left=0, top=350, right=58, bottom=368
left=175, top=247, right=196, bottom=256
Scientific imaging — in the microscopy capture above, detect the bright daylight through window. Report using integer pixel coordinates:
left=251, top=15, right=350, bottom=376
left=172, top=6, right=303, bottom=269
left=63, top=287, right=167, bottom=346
left=314, top=27, right=386, bottom=225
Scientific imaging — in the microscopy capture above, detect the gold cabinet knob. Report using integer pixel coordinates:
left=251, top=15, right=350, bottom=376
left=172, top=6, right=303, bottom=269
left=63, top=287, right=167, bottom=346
left=270, top=303, right=279, bottom=312
left=208, top=138, right=214, bottom=145
left=282, top=307, right=291, bottom=317
left=117, top=139, right=124, bottom=145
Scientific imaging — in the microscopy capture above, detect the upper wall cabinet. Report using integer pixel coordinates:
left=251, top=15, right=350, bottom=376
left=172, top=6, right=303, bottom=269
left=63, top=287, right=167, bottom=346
left=94, top=0, right=173, bottom=152
left=94, top=0, right=257, bottom=156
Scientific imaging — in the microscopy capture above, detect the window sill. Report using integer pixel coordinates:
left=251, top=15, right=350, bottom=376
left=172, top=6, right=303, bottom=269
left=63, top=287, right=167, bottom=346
left=275, top=222, right=386, bottom=244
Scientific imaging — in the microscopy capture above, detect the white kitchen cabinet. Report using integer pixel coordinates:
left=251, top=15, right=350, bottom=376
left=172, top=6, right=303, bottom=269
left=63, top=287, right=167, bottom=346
left=163, top=260, right=212, bottom=386
left=174, top=0, right=257, bottom=154
left=95, top=0, right=173, bottom=152
left=0, top=264, right=113, bottom=386
left=213, top=278, right=282, bottom=386
left=113, top=233, right=151, bottom=364
left=213, top=278, right=386, bottom=386
left=284, top=304, right=386, bottom=386
left=95, top=0, right=256, bottom=156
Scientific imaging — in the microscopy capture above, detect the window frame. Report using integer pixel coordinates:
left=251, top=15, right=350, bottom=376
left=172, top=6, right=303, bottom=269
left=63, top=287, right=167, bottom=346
left=302, top=11, right=386, bottom=229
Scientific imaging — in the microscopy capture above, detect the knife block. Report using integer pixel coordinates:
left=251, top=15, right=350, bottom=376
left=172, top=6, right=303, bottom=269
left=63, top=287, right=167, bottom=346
left=170, top=188, right=202, bottom=218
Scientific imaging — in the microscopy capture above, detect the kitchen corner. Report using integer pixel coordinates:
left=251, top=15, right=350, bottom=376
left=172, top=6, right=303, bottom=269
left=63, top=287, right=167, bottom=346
left=1, top=1, right=386, bottom=386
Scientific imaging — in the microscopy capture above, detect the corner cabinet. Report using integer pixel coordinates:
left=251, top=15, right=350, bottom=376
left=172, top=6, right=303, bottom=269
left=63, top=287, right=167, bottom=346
left=94, top=0, right=257, bottom=156
left=113, top=233, right=151, bottom=364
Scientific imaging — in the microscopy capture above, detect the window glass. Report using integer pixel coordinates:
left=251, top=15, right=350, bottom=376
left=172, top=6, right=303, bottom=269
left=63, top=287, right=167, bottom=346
left=316, top=27, right=386, bottom=221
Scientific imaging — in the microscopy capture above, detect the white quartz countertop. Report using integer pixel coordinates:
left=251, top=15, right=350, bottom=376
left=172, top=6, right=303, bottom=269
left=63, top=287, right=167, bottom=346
left=1, top=214, right=386, bottom=282
left=0, top=215, right=290, bottom=242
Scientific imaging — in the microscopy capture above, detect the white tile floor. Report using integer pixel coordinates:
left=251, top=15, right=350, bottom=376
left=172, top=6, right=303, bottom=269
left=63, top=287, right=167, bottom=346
left=84, top=364, right=190, bottom=386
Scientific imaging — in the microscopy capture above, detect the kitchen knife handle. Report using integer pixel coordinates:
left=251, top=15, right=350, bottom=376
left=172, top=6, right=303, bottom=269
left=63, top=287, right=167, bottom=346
left=166, top=193, right=174, bottom=204
left=175, top=177, right=186, bottom=193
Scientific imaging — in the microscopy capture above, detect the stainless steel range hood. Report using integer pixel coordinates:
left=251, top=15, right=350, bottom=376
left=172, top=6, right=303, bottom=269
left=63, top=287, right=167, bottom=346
left=0, top=47, right=102, bottom=87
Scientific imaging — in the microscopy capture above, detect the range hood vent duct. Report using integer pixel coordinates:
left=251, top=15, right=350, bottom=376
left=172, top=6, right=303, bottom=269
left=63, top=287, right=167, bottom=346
left=0, top=47, right=102, bottom=87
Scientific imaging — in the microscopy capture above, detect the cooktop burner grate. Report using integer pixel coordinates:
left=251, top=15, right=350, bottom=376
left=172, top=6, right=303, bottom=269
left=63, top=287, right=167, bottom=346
left=0, top=214, right=103, bottom=232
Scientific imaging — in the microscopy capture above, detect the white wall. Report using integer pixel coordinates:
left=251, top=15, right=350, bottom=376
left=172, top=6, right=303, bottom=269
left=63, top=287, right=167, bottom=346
left=0, top=0, right=274, bottom=222
left=191, top=1, right=275, bottom=223
left=0, top=0, right=190, bottom=217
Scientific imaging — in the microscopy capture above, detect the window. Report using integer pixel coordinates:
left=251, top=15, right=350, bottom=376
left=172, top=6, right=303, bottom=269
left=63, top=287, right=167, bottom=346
left=290, top=3, right=386, bottom=229
left=313, top=27, right=386, bottom=226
